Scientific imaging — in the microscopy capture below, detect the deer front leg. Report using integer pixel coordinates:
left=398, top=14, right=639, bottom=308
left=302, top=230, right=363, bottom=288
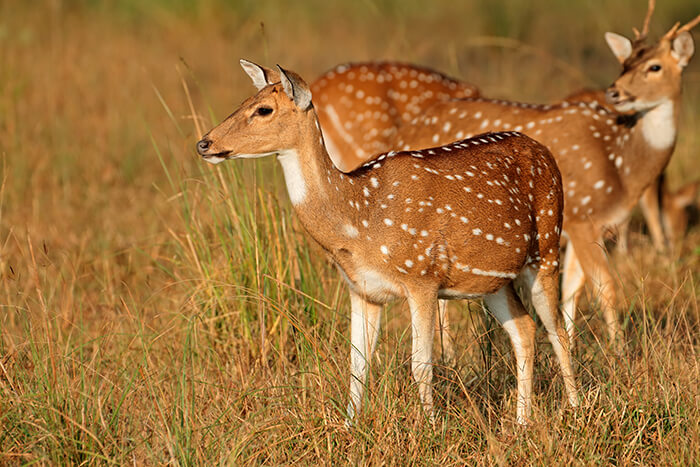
left=347, top=291, right=382, bottom=422
left=407, top=291, right=438, bottom=421
left=640, top=178, right=667, bottom=252
left=569, top=229, right=623, bottom=351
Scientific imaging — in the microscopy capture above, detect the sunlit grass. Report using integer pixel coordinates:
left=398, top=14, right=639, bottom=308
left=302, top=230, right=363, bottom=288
left=0, top=0, right=698, bottom=463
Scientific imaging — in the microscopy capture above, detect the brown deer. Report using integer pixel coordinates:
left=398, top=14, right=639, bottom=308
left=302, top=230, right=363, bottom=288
left=559, top=88, right=680, bottom=254
left=312, top=62, right=480, bottom=364
left=312, top=4, right=699, bottom=348
left=311, top=62, right=479, bottom=172
left=196, top=60, right=578, bottom=425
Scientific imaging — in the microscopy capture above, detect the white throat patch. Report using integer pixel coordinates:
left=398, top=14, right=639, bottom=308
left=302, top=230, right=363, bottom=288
left=641, top=100, right=676, bottom=150
left=277, top=149, right=307, bottom=205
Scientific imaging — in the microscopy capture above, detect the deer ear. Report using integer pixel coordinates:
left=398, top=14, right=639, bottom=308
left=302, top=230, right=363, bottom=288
left=605, top=32, right=633, bottom=63
left=671, top=31, right=695, bottom=68
left=240, top=59, right=280, bottom=90
left=277, top=65, right=312, bottom=110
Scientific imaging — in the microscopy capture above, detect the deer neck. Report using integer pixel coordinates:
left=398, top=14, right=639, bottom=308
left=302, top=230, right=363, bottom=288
left=619, top=95, right=679, bottom=202
left=276, top=109, right=360, bottom=251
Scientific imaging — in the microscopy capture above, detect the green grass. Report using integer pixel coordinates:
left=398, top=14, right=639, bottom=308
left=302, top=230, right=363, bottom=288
left=1, top=0, right=699, bottom=464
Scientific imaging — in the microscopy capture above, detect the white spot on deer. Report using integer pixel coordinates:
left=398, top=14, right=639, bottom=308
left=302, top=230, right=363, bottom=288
left=593, top=180, right=605, bottom=190
left=380, top=245, right=389, bottom=255
left=405, top=259, right=414, bottom=268
left=370, top=177, right=379, bottom=188
left=383, top=218, right=393, bottom=226
left=343, top=224, right=359, bottom=238
left=472, top=228, right=482, bottom=236
left=471, top=268, right=517, bottom=279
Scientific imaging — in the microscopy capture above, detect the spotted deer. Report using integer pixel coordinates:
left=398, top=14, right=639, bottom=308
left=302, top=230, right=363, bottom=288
left=312, top=62, right=481, bottom=364
left=559, top=88, right=679, bottom=254
left=311, top=62, right=479, bottom=172
left=313, top=5, right=699, bottom=348
left=196, top=60, right=578, bottom=425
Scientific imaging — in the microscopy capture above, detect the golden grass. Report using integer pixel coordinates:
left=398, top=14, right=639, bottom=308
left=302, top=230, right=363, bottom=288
left=1, top=0, right=698, bottom=464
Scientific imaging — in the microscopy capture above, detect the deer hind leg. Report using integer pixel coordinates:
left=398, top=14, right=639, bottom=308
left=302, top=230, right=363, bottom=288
left=347, top=291, right=382, bottom=422
left=568, top=229, right=623, bottom=350
left=483, top=284, right=536, bottom=425
left=437, top=299, right=456, bottom=366
left=561, top=241, right=586, bottom=346
left=516, top=267, right=579, bottom=408
left=407, top=290, right=438, bottom=422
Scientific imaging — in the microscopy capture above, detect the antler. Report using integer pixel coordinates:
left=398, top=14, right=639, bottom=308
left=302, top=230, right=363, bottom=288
left=662, top=13, right=700, bottom=41
left=632, top=0, right=655, bottom=41
left=677, top=14, right=700, bottom=35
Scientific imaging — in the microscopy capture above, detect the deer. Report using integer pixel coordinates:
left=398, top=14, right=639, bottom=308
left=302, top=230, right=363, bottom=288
left=558, top=87, right=682, bottom=254
left=196, top=60, right=579, bottom=425
left=310, top=61, right=479, bottom=173
left=311, top=3, right=699, bottom=349
left=312, top=62, right=481, bottom=365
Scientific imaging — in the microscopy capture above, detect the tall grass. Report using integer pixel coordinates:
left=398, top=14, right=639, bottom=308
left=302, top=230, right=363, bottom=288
left=0, top=0, right=698, bottom=463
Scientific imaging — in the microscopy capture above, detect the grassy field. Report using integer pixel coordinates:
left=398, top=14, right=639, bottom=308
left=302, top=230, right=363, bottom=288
left=1, top=0, right=699, bottom=464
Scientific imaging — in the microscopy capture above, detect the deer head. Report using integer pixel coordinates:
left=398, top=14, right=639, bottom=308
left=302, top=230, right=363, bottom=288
left=196, top=61, right=313, bottom=164
left=605, top=2, right=698, bottom=113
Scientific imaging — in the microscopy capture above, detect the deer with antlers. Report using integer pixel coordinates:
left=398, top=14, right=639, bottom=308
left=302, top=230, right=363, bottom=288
left=312, top=3, right=699, bottom=348
left=196, top=61, right=578, bottom=425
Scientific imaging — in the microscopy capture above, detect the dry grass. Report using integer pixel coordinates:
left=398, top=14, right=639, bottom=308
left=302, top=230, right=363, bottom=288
left=1, top=0, right=698, bottom=464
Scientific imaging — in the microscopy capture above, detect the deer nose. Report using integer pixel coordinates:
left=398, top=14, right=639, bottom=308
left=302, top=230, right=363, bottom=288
left=605, top=88, right=620, bottom=104
left=197, top=138, right=212, bottom=155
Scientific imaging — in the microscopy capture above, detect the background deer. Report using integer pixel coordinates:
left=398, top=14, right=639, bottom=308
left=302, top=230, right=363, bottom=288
left=310, top=62, right=479, bottom=172
left=311, top=5, right=699, bottom=348
left=196, top=60, right=578, bottom=425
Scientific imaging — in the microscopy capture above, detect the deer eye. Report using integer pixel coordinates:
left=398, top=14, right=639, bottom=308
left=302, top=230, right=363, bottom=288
left=256, top=107, right=273, bottom=116
left=647, top=64, right=662, bottom=72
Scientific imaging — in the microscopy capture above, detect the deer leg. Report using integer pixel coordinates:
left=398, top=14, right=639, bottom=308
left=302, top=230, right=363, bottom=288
left=561, top=242, right=586, bottom=346
left=407, top=290, right=438, bottom=421
left=347, top=291, right=382, bottom=422
left=437, top=299, right=456, bottom=366
left=516, top=267, right=579, bottom=408
left=616, top=218, right=630, bottom=253
left=483, top=284, right=536, bottom=425
left=640, top=178, right=667, bottom=252
left=568, top=230, right=623, bottom=351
